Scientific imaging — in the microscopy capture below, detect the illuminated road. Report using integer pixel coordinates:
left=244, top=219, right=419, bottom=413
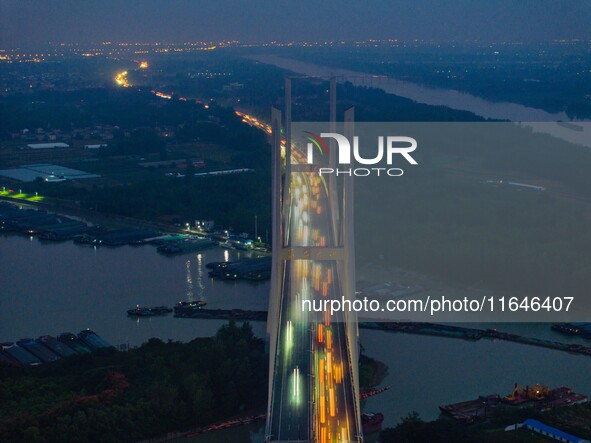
left=114, top=63, right=198, bottom=104
left=113, top=74, right=360, bottom=438
left=249, top=108, right=360, bottom=442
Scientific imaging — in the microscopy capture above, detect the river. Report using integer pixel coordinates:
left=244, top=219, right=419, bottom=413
left=1, top=234, right=590, bottom=441
left=250, top=55, right=591, bottom=148
left=0, top=234, right=269, bottom=346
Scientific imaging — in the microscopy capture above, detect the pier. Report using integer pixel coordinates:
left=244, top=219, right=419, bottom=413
left=166, top=308, right=591, bottom=358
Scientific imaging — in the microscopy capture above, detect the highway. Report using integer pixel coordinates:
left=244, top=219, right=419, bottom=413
left=117, top=71, right=359, bottom=439
left=115, top=65, right=195, bottom=103
left=243, top=111, right=360, bottom=442
left=98, top=89, right=361, bottom=440
left=112, top=78, right=361, bottom=439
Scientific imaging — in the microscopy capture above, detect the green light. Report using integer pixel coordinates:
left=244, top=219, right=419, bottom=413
left=291, top=366, right=301, bottom=406
left=285, top=320, right=293, bottom=351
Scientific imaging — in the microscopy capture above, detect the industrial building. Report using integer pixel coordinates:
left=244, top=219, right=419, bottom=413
left=523, top=419, right=590, bottom=443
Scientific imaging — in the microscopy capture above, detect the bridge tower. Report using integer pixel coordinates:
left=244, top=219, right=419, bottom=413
left=265, top=78, right=363, bottom=443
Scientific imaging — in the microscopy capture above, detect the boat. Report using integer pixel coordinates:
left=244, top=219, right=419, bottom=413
left=127, top=305, right=173, bottom=317
left=207, top=256, right=272, bottom=281
left=175, top=300, right=207, bottom=309
left=503, top=384, right=550, bottom=405
left=157, top=237, right=216, bottom=255
left=552, top=323, right=591, bottom=339
left=439, top=395, right=501, bottom=423
left=441, top=384, right=588, bottom=423
left=173, top=300, right=207, bottom=317
left=536, top=386, right=588, bottom=411
left=552, top=323, right=582, bottom=336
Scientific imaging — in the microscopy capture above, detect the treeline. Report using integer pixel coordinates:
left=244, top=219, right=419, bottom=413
left=0, top=84, right=270, bottom=138
left=10, top=85, right=273, bottom=233
left=0, top=88, right=211, bottom=135
left=285, top=46, right=591, bottom=120
left=380, top=411, right=527, bottom=443
left=381, top=406, right=591, bottom=442
left=88, top=171, right=271, bottom=234
left=0, top=322, right=268, bottom=443
left=29, top=164, right=271, bottom=234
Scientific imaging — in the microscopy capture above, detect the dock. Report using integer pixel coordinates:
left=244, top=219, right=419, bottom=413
left=164, top=307, right=591, bottom=358
left=361, top=322, right=591, bottom=357
left=207, top=256, right=271, bottom=281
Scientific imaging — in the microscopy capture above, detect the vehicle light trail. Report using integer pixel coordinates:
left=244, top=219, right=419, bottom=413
left=248, top=84, right=361, bottom=442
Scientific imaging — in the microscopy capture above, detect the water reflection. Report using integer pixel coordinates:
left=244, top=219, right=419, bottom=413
left=196, top=253, right=205, bottom=301
left=186, top=258, right=194, bottom=301
left=2, top=235, right=591, bottom=437
left=0, top=235, right=270, bottom=346
left=254, top=56, right=591, bottom=147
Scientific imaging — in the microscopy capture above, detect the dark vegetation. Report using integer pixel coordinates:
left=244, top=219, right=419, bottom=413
left=0, top=85, right=272, bottom=234
left=0, top=322, right=267, bottom=443
left=358, top=353, right=387, bottom=388
left=2, top=54, right=591, bottom=296
left=285, top=43, right=591, bottom=119
left=381, top=404, right=591, bottom=443
left=0, top=321, right=388, bottom=443
left=76, top=171, right=270, bottom=233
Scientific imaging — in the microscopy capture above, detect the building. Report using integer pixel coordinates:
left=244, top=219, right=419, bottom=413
left=26, top=142, right=70, bottom=149
left=195, top=220, right=215, bottom=231
left=523, top=419, right=590, bottom=443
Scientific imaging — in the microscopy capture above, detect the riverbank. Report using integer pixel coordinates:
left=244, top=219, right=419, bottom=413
left=0, top=194, right=186, bottom=234
left=380, top=403, right=591, bottom=443
left=0, top=321, right=390, bottom=443
left=2, top=234, right=591, bottom=430
left=0, top=322, right=268, bottom=443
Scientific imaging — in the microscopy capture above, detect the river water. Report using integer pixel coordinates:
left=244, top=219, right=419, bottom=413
left=251, top=55, right=591, bottom=148
left=0, top=234, right=269, bottom=346
left=1, top=234, right=590, bottom=441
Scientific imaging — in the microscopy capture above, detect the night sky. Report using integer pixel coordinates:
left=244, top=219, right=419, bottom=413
left=1, top=0, right=591, bottom=48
